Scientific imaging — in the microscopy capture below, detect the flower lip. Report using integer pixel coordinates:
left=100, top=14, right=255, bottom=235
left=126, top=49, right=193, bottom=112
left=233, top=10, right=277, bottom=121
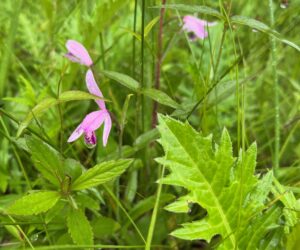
left=65, top=40, right=93, bottom=67
left=182, top=15, right=216, bottom=40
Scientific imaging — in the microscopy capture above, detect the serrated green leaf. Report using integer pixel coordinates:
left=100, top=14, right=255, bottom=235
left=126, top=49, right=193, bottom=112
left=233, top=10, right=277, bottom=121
left=157, top=115, right=292, bottom=249
left=67, top=209, right=93, bottom=245
left=7, top=191, right=60, bottom=215
left=71, top=159, right=133, bottom=191
left=26, top=136, right=64, bottom=187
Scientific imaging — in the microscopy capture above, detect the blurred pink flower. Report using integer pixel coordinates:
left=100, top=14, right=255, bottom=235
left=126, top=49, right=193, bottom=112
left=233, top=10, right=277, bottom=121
left=64, top=40, right=93, bottom=67
left=183, top=15, right=216, bottom=40
left=68, top=69, right=112, bottom=147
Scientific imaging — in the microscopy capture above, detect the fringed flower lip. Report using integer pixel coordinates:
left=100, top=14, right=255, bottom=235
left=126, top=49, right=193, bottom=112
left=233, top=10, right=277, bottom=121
left=182, top=15, right=216, bottom=40
left=67, top=69, right=112, bottom=147
left=64, top=40, right=93, bottom=67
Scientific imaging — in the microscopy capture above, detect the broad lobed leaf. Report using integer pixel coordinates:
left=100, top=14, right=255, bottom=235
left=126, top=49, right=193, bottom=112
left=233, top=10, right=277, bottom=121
left=157, top=115, right=296, bottom=249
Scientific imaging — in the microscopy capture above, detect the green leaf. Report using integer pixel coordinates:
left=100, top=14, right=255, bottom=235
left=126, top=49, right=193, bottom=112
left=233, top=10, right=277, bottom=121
left=91, top=216, right=120, bottom=237
left=101, top=70, right=140, bottom=91
left=16, top=90, right=106, bottom=137
left=67, top=209, right=93, bottom=245
left=123, top=193, right=174, bottom=229
left=17, top=97, right=57, bottom=137
left=7, top=191, right=60, bottom=215
left=141, top=88, right=180, bottom=109
left=58, top=90, right=107, bottom=103
left=144, top=16, right=160, bottom=37
left=26, top=136, right=64, bottom=186
left=101, top=71, right=180, bottom=109
left=157, top=115, right=294, bottom=249
left=72, top=159, right=133, bottom=191
left=287, top=222, right=300, bottom=250
left=159, top=4, right=223, bottom=19
left=231, top=16, right=300, bottom=52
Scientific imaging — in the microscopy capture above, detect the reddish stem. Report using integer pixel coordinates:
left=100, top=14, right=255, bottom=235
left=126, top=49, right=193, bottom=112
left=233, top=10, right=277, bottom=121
left=151, top=0, right=166, bottom=128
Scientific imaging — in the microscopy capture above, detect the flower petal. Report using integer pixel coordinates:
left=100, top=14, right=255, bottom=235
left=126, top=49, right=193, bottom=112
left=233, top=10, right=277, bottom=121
left=102, top=111, right=112, bottom=146
left=183, top=15, right=215, bottom=40
left=67, top=123, right=84, bottom=142
left=86, top=69, right=106, bottom=110
left=64, top=53, right=82, bottom=64
left=80, top=110, right=106, bottom=132
left=84, top=131, right=97, bottom=147
left=66, top=40, right=93, bottom=67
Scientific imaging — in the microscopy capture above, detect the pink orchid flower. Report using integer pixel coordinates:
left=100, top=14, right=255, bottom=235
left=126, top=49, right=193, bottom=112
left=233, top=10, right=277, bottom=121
left=67, top=69, right=112, bottom=147
left=64, top=40, right=93, bottom=67
left=183, top=15, right=216, bottom=40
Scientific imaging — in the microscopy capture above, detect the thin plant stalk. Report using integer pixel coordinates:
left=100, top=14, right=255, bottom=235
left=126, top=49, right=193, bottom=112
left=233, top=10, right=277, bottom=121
left=151, top=0, right=166, bottom=128
left=145, top=165, right=165, bottom=250
left=0, top=0, right=22, bottom=97
left=0, top=117, right=32, bottom=189
left=56, top=64, right=67, bottom=152
left=99, top=33, right=106, bottom=69
left=8, top=215, right=34, bottom=249
left=268, top=0, right=280, bottom=177
left=140, top=0, right=145, bottom=132
left=103, top=185, right=146, bottom=244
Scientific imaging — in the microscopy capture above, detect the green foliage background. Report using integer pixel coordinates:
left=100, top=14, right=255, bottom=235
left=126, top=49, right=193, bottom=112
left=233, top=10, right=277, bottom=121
left=0, top=0, right=300, bottom=249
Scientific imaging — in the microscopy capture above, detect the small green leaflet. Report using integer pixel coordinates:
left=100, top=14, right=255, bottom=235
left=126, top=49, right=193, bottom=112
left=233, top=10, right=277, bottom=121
left=71, top=159, right=133, bottom=191
left=100, top=70, right=181, bottom=109
left=7, top=191, right=60, bottom=215
left=67, top=208, right=93, bottom=245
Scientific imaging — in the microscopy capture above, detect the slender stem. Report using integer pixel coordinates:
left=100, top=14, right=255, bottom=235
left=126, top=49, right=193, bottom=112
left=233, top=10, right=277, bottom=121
left=132, top=0, right=138, bottom=76
left=268, top=0, right=280, bottom=177
left=0, top=117, right=32, bottom=189
left=186, top=26, right=227, bottom=120
left=103, top=185, right=146, bottom=244
left=8, top=215, right=34, bottom=249
left=99, top=33, right=106, bottom=69
left=151, top=0, right=166, bottom=128
left=140, top=0, right=145, bottom=131
left=0, top=108, right=58, bottom=152
left=145, top=165, right=165, bottom=250
left=57, top=65, right=67, bottom=153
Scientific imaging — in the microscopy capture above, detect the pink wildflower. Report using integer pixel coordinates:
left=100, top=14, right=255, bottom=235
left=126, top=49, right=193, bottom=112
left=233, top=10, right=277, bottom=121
left=64, top=40, right=93, bottom=67
left=182, top=15, right=216, bottom=40
left=67, top=69, right=112, bottom=147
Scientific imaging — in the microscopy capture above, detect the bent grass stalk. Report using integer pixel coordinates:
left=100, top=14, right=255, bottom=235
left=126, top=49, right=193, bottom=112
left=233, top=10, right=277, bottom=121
left=103, top=184, right=146, bottom=244
left=145, top=165, right=165, bottom=250
left=268, top=0, right=280, bottom=177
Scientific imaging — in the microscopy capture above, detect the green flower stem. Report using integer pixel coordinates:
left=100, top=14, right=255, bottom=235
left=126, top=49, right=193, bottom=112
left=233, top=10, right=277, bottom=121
left=268, top=0, right=280, bottom=177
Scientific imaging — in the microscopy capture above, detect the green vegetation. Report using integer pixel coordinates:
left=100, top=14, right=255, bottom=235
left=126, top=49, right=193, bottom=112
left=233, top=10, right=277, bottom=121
left=0, top=0, right=299, bottom=249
